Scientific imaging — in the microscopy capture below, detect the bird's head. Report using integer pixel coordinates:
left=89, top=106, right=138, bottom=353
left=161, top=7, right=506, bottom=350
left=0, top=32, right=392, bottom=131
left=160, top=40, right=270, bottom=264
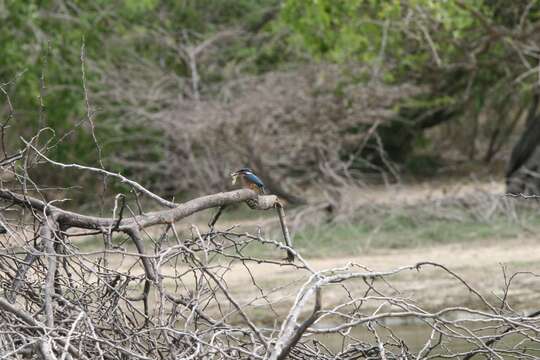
left=230, top=168, right=253, bottom=184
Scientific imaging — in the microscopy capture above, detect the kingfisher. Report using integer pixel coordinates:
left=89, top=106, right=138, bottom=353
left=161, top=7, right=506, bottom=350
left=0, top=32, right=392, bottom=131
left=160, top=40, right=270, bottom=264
left=231, top=168, right=266, bottom=194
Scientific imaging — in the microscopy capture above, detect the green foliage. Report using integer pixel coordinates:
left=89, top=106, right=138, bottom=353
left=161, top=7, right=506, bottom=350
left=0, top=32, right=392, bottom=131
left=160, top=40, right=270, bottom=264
left=280, top=0, right=540, bottom=172
left=2, top=0, right=540, bottom=201
left=0, top=0, right=279, bottom=198
left=122, top=0, right=158, bottom=15
left=281, top=0, right=396, bottom=62
left=280, top=0, right=492, bottom=76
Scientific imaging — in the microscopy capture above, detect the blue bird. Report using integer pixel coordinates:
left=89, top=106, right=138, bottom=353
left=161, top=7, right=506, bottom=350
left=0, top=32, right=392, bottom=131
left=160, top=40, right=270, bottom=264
left=231, top=168, right=266, bottom=194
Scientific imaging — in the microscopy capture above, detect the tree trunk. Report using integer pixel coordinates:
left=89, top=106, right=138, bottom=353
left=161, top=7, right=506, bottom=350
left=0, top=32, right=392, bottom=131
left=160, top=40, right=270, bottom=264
left=506, top=94, right=540, bottom=194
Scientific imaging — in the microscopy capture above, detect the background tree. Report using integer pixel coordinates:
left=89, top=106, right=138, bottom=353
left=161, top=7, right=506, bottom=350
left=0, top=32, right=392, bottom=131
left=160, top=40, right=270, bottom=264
left=3, top=0, right=540, bottom=205
left=281, top=0, right=540, bottom=184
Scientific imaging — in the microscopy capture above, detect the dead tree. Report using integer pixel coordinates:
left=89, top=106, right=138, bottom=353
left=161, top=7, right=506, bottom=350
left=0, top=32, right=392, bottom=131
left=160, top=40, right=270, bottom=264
left=1, top=142, right=540, bottom=359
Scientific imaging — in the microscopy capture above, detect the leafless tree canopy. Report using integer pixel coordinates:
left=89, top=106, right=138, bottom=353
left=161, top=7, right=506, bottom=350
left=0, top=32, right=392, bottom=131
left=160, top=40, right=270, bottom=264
left=92, top=59, right=419, bottom=197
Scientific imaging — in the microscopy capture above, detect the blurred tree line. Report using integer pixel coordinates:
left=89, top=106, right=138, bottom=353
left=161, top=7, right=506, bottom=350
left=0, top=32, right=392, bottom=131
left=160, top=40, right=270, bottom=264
left=1, top=0, right=540, bottom=203
left=1, top=0, right=279, bottom=165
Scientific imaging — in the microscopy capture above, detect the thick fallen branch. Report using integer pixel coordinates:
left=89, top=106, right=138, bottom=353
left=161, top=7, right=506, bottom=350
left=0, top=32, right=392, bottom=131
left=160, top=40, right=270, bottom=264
left=0, top=188, right=258, bottom=231
left=1, top=189, right=259, bottom=303
left=271, top=287, right=321, bottom=360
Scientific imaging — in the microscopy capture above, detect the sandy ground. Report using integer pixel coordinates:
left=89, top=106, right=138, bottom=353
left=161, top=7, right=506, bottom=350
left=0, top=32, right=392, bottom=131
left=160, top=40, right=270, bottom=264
left=155, top=235, right=540, bottom=322
left=347, top=179, right=505, bottom=206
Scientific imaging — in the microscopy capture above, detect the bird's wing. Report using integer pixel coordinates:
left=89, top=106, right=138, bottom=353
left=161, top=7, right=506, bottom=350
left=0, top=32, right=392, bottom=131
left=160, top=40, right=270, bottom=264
left=244, top=172, right=265, bottom=189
